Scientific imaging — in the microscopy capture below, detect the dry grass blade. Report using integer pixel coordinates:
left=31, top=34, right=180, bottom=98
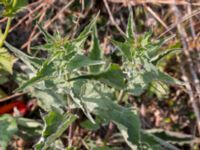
left=9, top=3, right=45, bottom=33
left=108, top=0, right=200, bottom=6
left=103, top=0, right=126, bottom=36
left=158, top=8, right=200, bottom=38
left=143, top=4, right=174, bottom=35
left=172, top=3, right=200, bottom=135
left=21, top=0, right=75, bottom=49
left=0, top=92, right=26, bottom=103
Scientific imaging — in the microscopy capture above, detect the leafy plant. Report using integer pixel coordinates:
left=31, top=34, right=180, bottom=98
left=0, top=0, right=26, bottom=97
left=0, top=114, right=18, bottom=150
left=4, top=12, right=183, bottom=150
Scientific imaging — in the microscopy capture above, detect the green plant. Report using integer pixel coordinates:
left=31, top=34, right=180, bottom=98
left=0, top=0, right=27, bottom=97
left=0, top=0, right=27, bottom=47
left=4, top=11, right=185, bottom=149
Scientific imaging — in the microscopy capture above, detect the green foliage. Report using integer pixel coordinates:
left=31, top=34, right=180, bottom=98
left=73, top=82, right=140, bottom=147
left=16, top=117, right=43, bottom=139
left=0, top=47, right=16, bottom=73
left=5, top=41, right=43, bottom=72
left=89, top=26, right=103, bottom=72
left=80, top=117, right=101, bottom=131
left=35, top=111, right=77, bottom=150
left=0, top=0, right=27, bottom=17
left=0, top=115, right=18, bottom=150
left=69, top=64, right=125, bottom=90
left=0, top=0, right=27, bottom=98
left=0, top=47, right=16, bottom=98
left=112, top=30, right=181, bottom=96
left=4, top=13, right=182, bottom=149
left=147, top=129, right=193, bottom=145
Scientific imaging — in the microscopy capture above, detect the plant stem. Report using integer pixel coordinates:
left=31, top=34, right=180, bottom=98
left=0, top=17, right=12, bottom=48
left=12, top=0, right=18, bottom=8
left=117, top=90, right=125, bottom=103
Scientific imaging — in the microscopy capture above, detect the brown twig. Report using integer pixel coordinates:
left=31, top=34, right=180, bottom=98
left=0, top=18, right=7, bottom=23
left=172, top=3, right=200, bottom=134
left=103, top=0, right=126, bottom=36
left=26, top=6, right=48, bottom=53
left=187, top=1, right=200, bottom=76
left=159, top=8, right=200, bottom=38
left=108, top=0, right=200, bottom=6
left=21, top=0, right=75, bottom=49
left=9, top=3, right=45, bottom=33
left=0, top=92, right=27, bottom=103
left=143, top=4, right=174, bottom=35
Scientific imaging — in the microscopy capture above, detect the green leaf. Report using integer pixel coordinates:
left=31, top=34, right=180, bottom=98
left=17, top=61, right=56, bottom=91
left=126, top=58, right=182, bottom=96
left=85, top=94, right=140, bottom=148
left=140, top=131, right=179, bottom=150
left=146, top=129, right=192, bottom=145
left=16, top=117, right=42, bottom=139
left=12, top=0, right=27, bottom=11
left=67, top=54, right=104, bottom=71
left=149, top=81, right=169, bottom=99
left=16, top=117, right=42, bottom=128
left=5, top=41, right=43, bottom=72
left=126, top=11, right=135, bottom=39
left=74, top=83, right=141, bottom=148
left=69, top=64, right=125, bottom=90
left=71, top=81, right=95, bottom=123
left=0, top=47, right=16, bottom=73
left=37, top=23, right=54, bottom=42
left=31, top=89, right=67, bottom=112
left=141, top=32, right=152, bottom=48
left=0, top=70, right=9, bottom=84
left=0, top=114, right=18, bottom=150
left=0, top=88, right=7, bottom=98
left=73, top=12, right=99, bottom=46
left=157, top=70, right=182, bottom=85
left=111, top=40, right=132, bottom=61
left=97, top=64, right=125, bottom=89
left=80, top=119, right=100, bottom=131
left=35, top=111, right=77, bottom=150
left=2, top=0, right=27, bottom=16
left=89, top=26, right=103, bottom=72
left=150, top=49, right=181, bottom=65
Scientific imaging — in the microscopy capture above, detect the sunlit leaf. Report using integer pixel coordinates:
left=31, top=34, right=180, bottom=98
left=5, top=42, right=43, bottom=72
left=17, top=61, right=56, bottom=91
left=150, top=49, right=181, bottom=65
left=0, top=47, right=16, bottom=73
left=35, top=111, right=77, bottom=150
left=74, top=83, right=141, bottom=148
left=126, top=10, right=135, bottom=39
left=89, top=26, right=103, bottom=72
